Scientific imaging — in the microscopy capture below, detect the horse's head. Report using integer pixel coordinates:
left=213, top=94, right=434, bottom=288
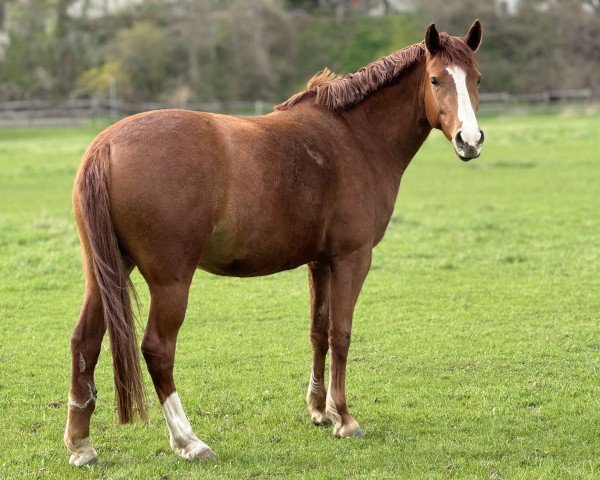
left=423, top=20, right=484, bottom=161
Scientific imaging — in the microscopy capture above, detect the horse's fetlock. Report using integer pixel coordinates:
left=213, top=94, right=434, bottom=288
left=325, top=392, right=342, bottom=427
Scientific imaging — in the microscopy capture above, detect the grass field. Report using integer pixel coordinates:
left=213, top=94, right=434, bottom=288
left=0, top=112, right=598, bottom=479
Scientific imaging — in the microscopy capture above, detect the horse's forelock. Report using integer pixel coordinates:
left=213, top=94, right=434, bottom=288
left=434, top=33, right=479, bottom=72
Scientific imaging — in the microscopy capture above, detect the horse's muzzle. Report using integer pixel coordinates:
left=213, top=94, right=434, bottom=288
left=454, top=129, right=484, bottom=161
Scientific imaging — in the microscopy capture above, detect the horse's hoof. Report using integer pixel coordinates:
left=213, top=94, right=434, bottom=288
left=66, top=437, right=98, bottom=467
left=311, top=411, right=333, bottom=427
left=333, top=420, right=363, bottom=438
left=175, top=440, right=216, bottom=461
left=68, top=449, right=98, bottom=467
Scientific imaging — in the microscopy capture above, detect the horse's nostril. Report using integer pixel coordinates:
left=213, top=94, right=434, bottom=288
left=455, top=131, right=466, bottom=148
left=477, top=129, right=485, bottom=147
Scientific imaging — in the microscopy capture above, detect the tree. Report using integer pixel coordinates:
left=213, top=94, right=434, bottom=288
left=415, top=0, right=599, bottom=94
left=216, top=0, right=297, bottom=101
left=102, top=21, right=177, bottom=101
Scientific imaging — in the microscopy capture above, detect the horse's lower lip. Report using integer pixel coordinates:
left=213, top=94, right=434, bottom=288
left=455, top=150, right=480, bottom=162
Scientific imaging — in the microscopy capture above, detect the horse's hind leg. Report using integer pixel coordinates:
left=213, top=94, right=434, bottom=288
left=141, top=276, right=215, bottom=460
left=64, top=281, right=104, bottom=466
left=306, top=260, right=332, bottom=426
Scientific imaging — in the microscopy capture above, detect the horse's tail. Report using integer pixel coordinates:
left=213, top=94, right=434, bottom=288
left=75, top=142, right=147, bottom=424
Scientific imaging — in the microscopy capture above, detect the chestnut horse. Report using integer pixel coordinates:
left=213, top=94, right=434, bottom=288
left=65, top=21, right=484, bottom=465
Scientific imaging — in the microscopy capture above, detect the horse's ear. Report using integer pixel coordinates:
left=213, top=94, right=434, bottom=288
left=425, top=23, right=440, bottom=55
left=465, top=19, right=482, bottom=52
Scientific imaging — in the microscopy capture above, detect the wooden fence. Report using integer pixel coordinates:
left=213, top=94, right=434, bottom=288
left=0, top=98, right=269, bottom=126
left=478, top=89, right=593, bottom=111
left=0, top=89, right=594, bottom=126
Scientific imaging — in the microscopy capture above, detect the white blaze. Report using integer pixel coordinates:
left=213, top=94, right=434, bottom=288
left=446, top=65, right=481, bottom=145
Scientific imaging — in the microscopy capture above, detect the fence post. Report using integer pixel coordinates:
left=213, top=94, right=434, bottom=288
left=542, top=91, right=550, bottom=106
left=28, top=98, right=33, bottom=126
left=254, top=100, right=264, bottom=116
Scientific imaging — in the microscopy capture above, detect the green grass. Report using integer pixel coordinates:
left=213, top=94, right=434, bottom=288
left=0, top=112, right=599, bottom=479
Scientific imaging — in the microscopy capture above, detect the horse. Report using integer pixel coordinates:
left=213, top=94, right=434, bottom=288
left=64, top=20, right=484, bottom=465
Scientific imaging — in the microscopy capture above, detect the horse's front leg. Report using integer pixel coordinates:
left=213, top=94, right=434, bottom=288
left=306, top=260, right=332, bottom=426
left=326, top=245, right=371, bottom=437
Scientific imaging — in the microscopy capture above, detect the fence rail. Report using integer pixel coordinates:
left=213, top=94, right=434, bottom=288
left=0, top=89, right=594, bottom=126
left=0, top=98, right=268, bottom=125
left=479, top=88, right=592, bottom=105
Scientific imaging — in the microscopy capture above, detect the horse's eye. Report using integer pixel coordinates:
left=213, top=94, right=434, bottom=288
left=430, top=77, right=440, bottom=86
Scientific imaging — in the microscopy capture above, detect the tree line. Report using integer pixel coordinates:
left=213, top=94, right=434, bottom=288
left=0, top=0, right=597, bottom=104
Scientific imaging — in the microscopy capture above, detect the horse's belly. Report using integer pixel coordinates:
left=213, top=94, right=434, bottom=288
left=197, top=219, right=323, bottom=277
left=197, top=255, right=309, bottom=277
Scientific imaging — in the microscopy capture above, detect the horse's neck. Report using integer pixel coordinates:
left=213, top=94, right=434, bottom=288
left=341, top=60, right=431, bottom=176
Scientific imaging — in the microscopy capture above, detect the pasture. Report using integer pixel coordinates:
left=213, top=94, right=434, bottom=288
left=0, top=112, right=598, bottom=479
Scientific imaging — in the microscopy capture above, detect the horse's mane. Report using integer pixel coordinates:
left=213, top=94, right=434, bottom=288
left=276, top=33, right=477, bottom=111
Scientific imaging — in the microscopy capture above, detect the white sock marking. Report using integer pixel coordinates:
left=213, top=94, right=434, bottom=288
left=162, top=392, right=212, bottom=459
left=446, top=65, right=481, bottom=145
left=163, top=392, right=194, bottom=443
left=307, top=371, right=325, bottom=410
left=308, top=371, right=322, bottom=396
left=325, top=378, right=342, bottom=427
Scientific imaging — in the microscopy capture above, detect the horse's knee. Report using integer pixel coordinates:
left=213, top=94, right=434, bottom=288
left=329, top=330, right=351, bottom=358
left=310, top=330, right=329, bottom=354
left=70, top=327, right=84, bottom=352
